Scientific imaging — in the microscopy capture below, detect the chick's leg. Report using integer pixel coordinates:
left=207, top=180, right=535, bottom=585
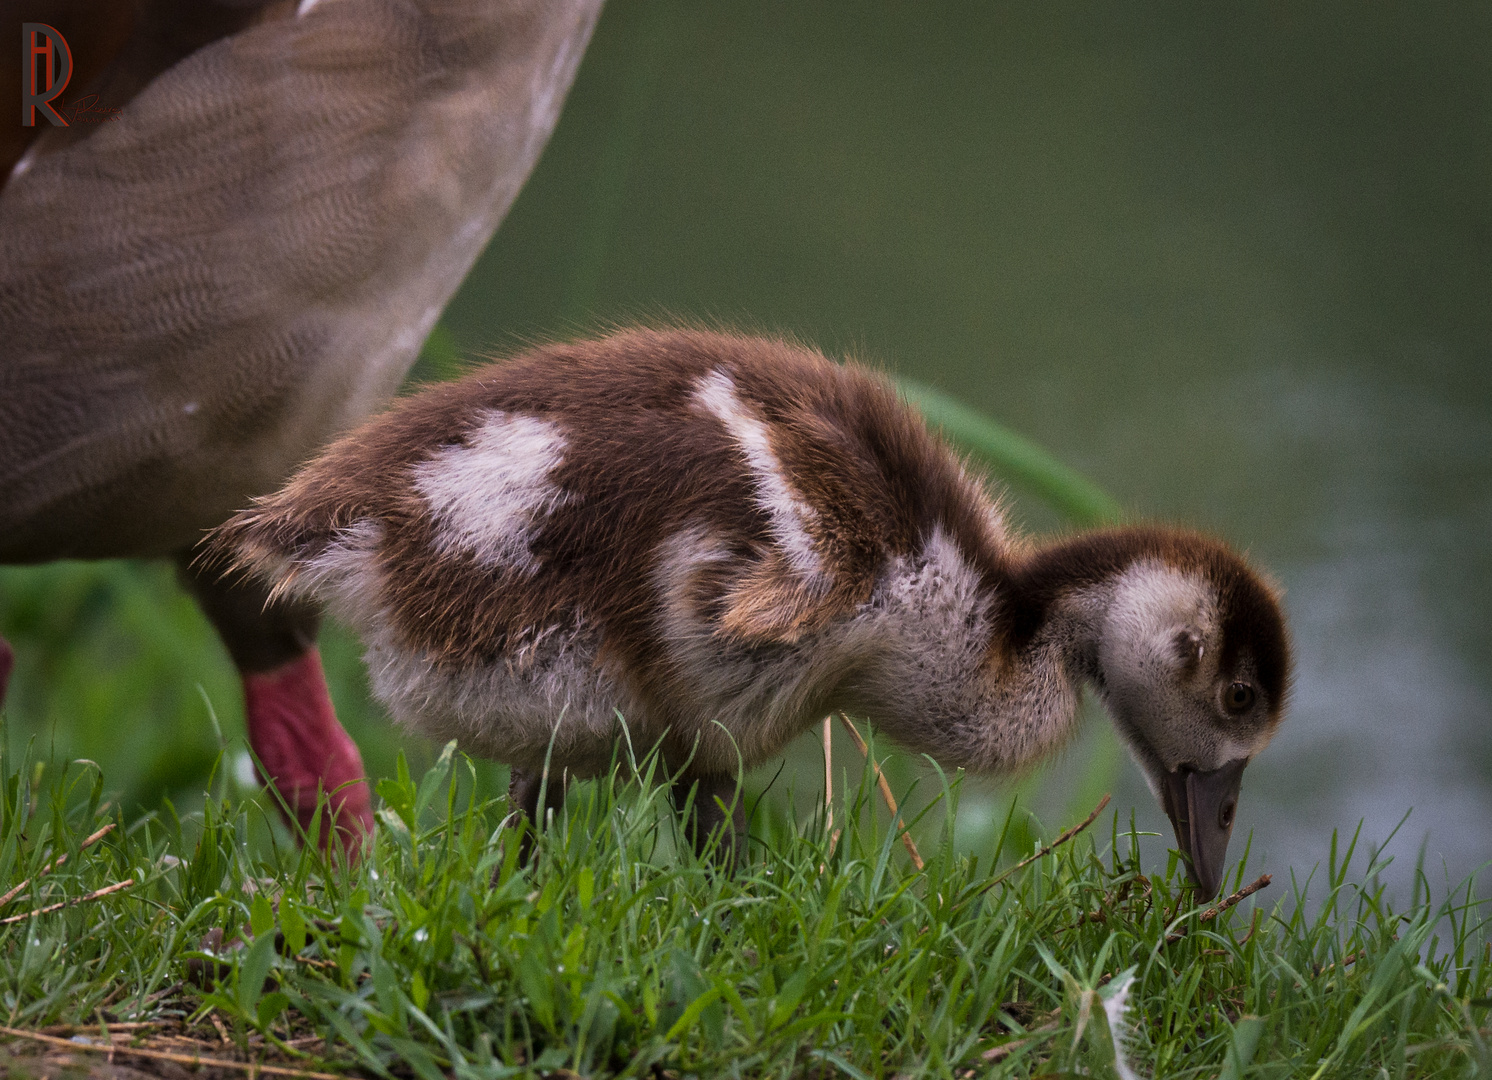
left=177, top=555, right=372, bottom=853
left=508, top=765, right=568, bottom=863
left=673, top=774, right=747, bottom=867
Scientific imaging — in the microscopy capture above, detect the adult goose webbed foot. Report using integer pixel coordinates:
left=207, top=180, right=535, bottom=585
left=211, top=327, right=1291, bottom=895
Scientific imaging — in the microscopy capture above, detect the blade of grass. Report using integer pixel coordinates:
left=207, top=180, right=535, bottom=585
left=896, top=378, right=1122, bottom=526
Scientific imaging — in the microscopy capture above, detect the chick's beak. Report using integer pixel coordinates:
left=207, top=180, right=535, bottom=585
left=1160, top=758, right=1248, bottom=901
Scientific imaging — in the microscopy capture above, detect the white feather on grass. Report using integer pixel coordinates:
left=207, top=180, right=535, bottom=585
left=1099, top=972, right=1145, bottom=1080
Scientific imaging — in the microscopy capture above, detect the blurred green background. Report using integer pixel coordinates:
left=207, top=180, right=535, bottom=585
left=2, top=1, right=1489, bottom=886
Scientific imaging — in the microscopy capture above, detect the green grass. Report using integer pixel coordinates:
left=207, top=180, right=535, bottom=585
left=1, top=334, right=1486, bottom=1075
left=0, top=733, right=1486, bottom=1079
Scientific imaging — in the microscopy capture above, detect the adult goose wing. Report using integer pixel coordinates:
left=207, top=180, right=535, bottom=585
left=0, top=0, right=603, bottom=561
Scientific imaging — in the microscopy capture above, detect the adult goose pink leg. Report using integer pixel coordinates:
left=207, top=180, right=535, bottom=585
left=179, top=557, right=372, bottom=853
left=242, top=649, right=373, bottom=850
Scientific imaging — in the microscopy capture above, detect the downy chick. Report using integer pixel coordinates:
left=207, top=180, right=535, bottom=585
left=212, top=328, right=1290, bottom=895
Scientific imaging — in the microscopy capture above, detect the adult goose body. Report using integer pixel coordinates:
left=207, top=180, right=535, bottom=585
left=213, top=328, right=1291, bottom=896
left=0, top=0, right=604, bottom=844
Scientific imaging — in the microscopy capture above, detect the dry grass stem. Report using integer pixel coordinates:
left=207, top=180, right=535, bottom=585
left=0, top=878, right=134, bottom=926
left=956, top=793, right=1112, bottom=912
left=1060, top=874, right=1153, bottom=933
left=823, top=715, right=834, bottom=837
left=1314, top=950, right=1364, bottom=976
left=0, top=1025, right=342, bottom=1079
left=38, top=1022, right=158, bottom=1036
left=0, top=823, right=116, bottom=909
left=836, top=714, right=925, bottom=871
left=981, top=1014, right=1062, bottom=1062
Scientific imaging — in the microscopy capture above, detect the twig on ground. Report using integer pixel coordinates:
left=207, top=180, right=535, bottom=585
left=982, top=1013, right=1062, bottom=1062
left=1235, top=908, right=1261, bottom=949
left=0, top=879, right=134, bottom=926
left=1314, top=950, right=1364, bottom=977
left=0, top=1025, right=343, bottom=1079
left=1060, top=873, right=1153, bottom=932
left=1165, top=874, right=1272, bottom=943
left=0, top=823, right=117, bottom=909
left=836, top=714, right=924, bottom=871
left=954, top=794, right=1111, bottom=912
left=38, top=1022, right=157, bottom=1037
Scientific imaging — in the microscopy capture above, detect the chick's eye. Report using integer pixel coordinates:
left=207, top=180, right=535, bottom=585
left=1223, top=682, right=1256, bottom=714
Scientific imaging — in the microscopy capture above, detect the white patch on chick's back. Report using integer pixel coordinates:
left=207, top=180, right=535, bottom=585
left=413, top=411, right=572, bottom=574
left=692, top=371, right=825, bottom=583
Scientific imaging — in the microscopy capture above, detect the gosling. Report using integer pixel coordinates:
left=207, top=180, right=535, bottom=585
left=211, top=327, right=1290, bottom=897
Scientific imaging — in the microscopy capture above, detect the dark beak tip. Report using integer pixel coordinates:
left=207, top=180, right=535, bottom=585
left=1187, top=863, right=1225, bottom=902
left=1163, top=758, right=1249, bottom=904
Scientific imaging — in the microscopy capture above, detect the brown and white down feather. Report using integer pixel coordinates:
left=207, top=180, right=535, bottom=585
left=213, top=328, right=1291, bottom=885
